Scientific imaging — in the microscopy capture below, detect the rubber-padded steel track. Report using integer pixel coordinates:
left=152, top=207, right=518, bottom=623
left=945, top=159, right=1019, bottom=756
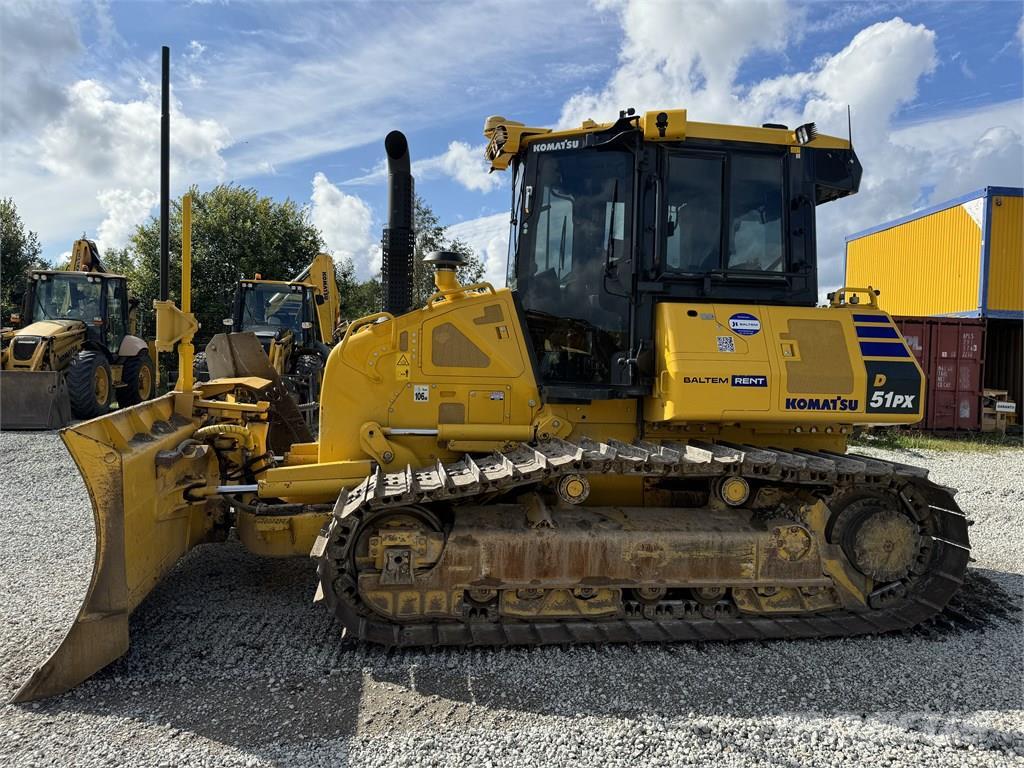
left=313, top=438, right=971, bottom=646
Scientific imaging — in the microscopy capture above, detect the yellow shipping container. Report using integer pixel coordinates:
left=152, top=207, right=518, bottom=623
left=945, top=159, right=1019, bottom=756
left=845, top=187, right=1023, bottom=319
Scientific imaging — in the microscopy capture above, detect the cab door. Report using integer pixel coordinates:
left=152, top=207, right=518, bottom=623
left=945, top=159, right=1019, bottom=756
left=513, top=145, right=639, bottom=397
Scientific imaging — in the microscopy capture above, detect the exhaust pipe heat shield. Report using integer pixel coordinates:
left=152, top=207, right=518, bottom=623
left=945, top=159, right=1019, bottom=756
left=12, top=392, right=221, bottom=702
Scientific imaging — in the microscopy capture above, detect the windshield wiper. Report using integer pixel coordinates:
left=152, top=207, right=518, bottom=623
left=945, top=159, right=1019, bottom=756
left=557, top=216, right=568, bottom=273
left=35, top=293, right=50, bottom=321
left=604, top=178, right=619, bottom=277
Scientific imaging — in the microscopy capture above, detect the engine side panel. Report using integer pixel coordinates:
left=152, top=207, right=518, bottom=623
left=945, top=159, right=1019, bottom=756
left=646, top=302, right=925, bottom=427
left=317, top=287, right=543, bottom=465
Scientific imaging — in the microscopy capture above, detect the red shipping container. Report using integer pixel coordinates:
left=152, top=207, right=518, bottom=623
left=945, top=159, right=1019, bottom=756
left=894, top=316, right=986, bottom=431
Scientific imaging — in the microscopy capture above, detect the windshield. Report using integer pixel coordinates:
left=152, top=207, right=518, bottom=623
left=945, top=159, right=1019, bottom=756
left=515, top=147, right=632, bottom=387
left=240, top=284, right=307, bottom=333
left=32, top=274, right=102, bottom=322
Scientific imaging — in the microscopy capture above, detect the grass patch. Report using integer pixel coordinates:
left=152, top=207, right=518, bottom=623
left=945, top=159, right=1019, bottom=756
left=852, top=429, right=1023, bottom=453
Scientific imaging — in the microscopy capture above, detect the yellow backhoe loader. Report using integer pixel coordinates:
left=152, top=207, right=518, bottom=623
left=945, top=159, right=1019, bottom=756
left=14, top=108, right=971, bottom=703
left=194, top=253, right=341, bottom=426
left=0, top=239, right=156, bottom=429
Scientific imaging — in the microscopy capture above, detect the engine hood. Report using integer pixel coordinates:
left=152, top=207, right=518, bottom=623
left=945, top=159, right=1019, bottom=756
left=14, top=319, right=85, bottom=338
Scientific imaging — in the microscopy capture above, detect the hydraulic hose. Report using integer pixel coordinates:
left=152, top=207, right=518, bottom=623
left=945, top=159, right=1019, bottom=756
left=193, top=424, right=255, bottom=450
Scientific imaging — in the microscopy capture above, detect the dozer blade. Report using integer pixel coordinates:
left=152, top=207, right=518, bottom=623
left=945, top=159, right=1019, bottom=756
left=12, top=392, right=221, bottom=702
left=204, top=332, right=313, bottom=452
left=0, top=370, right=72, bottom=430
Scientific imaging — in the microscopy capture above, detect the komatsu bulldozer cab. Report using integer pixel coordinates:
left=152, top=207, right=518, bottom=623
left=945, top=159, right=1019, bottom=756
left=230, top=280, right=319, bottom=351
left=22, top=271, right=131, bottom=351
left=501, top=110, right=862, bottom=400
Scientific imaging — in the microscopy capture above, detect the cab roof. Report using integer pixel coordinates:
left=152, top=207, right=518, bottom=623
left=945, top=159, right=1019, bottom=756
left=483, top=108, right=852, bottom=171
left=32, top=270, right=127, bottom=280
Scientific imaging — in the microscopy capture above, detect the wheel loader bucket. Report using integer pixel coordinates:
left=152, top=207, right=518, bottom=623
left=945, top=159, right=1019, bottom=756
left=11, top=392, right=221, bottom=702
left=0, top=370, right=72, bottom=430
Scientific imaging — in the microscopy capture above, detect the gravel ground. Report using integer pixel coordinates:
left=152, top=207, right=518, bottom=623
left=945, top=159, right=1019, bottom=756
left=0, top=430, right=1021, bottom=767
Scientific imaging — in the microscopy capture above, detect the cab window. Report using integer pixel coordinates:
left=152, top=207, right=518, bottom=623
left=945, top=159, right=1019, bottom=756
left=665, top=155, right=724, bottom=272
left=663, top=151, right=786, bottom=274
left=727, top=154, right=785, bottom=272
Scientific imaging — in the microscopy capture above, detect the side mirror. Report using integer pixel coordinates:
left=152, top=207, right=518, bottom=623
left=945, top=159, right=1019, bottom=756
left=222, top=318, right=233, bottom=326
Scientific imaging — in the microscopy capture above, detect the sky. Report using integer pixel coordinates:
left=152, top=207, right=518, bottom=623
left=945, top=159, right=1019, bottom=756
left=1, top=0, right=1022, bottom=300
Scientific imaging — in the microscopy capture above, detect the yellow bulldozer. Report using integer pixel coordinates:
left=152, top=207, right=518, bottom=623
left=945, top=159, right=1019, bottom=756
left=194, top=253, right=341, bottom=425
left=0, top=239, right=156, bottom=429
left=14, top=109, right=971, bottom=702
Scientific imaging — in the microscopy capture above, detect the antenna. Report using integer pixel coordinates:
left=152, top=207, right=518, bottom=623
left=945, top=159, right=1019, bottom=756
left=847, top=104, right=853, bottom=147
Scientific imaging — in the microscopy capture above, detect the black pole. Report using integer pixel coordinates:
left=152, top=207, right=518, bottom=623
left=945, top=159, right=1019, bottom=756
left=159, top=45, right=170, bottom=302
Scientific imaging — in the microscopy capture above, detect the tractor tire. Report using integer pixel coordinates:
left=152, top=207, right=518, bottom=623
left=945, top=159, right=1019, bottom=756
left=293, top=354, right=323, bottom=403
left=68, top=350, right=114, bottom=420
left=117, top=350, right=156, bottom=406
left=193, top=351, right=210, bottom=382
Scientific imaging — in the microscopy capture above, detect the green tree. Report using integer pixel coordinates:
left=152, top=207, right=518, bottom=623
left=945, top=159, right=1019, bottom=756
left=336, top=256, right=380, bottom=321
left=125, top=184, right=325, bottom=340
left=0, top=198, right=45, bottom=322
left=409, top=195, right=484, bottom=307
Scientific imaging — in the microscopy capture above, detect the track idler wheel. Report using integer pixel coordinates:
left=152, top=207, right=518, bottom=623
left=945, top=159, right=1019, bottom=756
left=354, top=506, right=444, bottom=581
left=832, top=494, right=923, bottom=584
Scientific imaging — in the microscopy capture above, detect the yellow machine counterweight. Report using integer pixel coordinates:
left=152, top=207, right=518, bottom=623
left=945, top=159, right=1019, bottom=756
left=14, top=105, right=971, bottom=702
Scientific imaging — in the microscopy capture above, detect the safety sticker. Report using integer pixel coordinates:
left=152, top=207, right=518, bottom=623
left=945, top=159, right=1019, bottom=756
left=413, top=385, right=429, bottom=403
left=728, top=312, right=761, bottom=336
left=395, top=354, right=410, bottom=380
left=717, top=335, right=735, bottom=353
left=490, top=391, right=505, bottom=400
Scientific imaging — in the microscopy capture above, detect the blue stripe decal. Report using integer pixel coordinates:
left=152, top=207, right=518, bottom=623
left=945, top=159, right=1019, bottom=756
left=859, top=341, right=910, bottom=358
left=856, top=325, right=900, bottom=339
left=852, top=313, right=890, bottom=323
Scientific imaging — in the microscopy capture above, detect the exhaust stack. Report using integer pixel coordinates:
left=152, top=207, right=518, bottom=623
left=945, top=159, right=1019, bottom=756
left=381, top=130, right=414, bottom=315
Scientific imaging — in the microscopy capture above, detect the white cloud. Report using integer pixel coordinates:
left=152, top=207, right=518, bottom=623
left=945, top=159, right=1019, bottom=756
left=187, top=40, right=206, bottom=60
left=0, top=0, right=81, bottom=138
left=95, top=188, right=157, bottom=252
left=89, top=0, right=120, bottom=49
left=427, top=142, right=503, bottom=193
left=3, top=70, right=231, bottom=260
left=559, top=0, right=793, bottom=129
left=890, top=101, right=1023, bottom=202
left=185, top=1, right=612, bottom=178
left=344, top=141, right=503, bottom=194
left=38, top=79, right=229, bottom=185
left=447, top=212, right=511, bottom=287
left=310, top=172, right=379, bottom=280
